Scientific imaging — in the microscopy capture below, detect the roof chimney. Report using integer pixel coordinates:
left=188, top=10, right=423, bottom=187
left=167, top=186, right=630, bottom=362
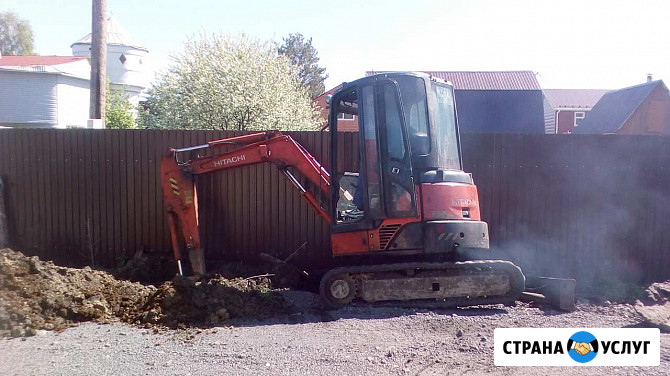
left=647, top=73, right=653, bottom=83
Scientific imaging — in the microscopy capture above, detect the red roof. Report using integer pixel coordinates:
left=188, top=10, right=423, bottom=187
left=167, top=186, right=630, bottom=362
left=0, top=55, right=87, bottom=67
left=366, top=70, right=541, bottom=91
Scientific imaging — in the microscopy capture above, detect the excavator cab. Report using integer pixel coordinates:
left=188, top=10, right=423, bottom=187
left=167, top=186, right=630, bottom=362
left=327, top=73, right=489, bottom=259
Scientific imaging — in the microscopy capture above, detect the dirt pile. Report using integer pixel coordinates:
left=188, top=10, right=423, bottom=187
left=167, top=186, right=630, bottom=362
left=0, top=248, right=155, bottom=337
left=0, top=249, right=289, bottom=338
left=138, top=274, right=288, bottom=329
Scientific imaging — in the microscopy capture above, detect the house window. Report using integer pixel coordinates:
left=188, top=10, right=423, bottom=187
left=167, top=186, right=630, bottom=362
left=338, top=112, right=355, bottom=121
left=574, top=111, right=585, bottom=126
left=119, top=54, right=127, bottom=64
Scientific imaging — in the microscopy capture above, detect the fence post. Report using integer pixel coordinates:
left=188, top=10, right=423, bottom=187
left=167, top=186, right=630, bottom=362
left=0, top=176, right=8, bottom=248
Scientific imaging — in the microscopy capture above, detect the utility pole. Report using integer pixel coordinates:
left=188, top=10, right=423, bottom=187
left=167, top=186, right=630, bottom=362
left=89, top=0, right=107, bottom=127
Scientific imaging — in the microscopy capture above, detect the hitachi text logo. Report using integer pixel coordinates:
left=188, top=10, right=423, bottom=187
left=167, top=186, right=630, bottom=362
left=213, top=154, right=245, bottom=167
left=452, top=198, right=477, bottom=207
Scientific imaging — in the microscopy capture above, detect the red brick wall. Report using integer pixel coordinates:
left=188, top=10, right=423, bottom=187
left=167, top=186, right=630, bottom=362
left=314, top=91, right=330, bottom=127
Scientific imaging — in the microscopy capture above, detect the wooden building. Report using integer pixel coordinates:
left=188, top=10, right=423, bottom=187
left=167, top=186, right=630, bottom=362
left=574, top=80, right=670, bottom=135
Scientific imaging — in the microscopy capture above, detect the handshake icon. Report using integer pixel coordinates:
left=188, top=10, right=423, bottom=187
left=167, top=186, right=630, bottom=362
left=573, top=342, right=592, bottom=355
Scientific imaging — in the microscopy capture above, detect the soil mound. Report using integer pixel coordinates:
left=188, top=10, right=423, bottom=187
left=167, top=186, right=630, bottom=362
left=0, top=249, right=288, bottom=338
left=138, top=274, right=287, bottom=329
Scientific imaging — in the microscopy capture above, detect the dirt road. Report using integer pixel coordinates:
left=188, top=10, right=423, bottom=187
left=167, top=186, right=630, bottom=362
left=1, top=291, right=668, bottom=376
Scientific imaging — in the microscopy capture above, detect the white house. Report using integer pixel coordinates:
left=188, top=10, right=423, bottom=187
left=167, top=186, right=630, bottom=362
left=0, top=15, right=149, bottom=129
left=0, top=56, right=91, bottom=128
left=71, top=15, right=150, bottom=107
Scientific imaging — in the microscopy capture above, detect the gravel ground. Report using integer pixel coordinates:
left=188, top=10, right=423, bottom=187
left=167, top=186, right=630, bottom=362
left=0, top=291, right=668, bottom=376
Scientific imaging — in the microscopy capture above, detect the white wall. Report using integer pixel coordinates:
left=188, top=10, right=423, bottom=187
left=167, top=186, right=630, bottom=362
left=543, top=94, right=556, bottom=134
left=56, top=76, right=90, bottom=128
left=107, top=44, right=149, bottom=90
left=0, top=70, right=91, bottom=128
left=0, top=70, right=58, bottom=127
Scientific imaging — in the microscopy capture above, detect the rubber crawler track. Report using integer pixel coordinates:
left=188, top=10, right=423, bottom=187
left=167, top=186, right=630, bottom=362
left=320, top=260, right=525, bottom=309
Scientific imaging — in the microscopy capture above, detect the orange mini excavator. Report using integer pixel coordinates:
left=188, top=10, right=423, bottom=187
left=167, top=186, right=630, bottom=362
left=161, top=72, right=527, bottom=308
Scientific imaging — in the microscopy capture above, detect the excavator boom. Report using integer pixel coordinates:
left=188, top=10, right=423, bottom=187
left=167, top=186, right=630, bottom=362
left=161, top=130, right=331, bottom=275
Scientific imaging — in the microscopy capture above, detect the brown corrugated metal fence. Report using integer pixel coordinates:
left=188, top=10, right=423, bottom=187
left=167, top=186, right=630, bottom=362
left=0, top=129, right=669, bottom=283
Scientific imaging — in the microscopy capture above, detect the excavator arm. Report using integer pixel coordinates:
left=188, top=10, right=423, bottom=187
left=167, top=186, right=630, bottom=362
left=160, top=130, right=331, bottom=275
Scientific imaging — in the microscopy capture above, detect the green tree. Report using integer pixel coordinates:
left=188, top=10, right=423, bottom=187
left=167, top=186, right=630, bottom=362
left=138, top=33, right=318, bottom=131
left=105, top=84, right=135, bottom=129
left=278, top=33, right=328, bottom=99
left=0, top=11, right=35, bottom=55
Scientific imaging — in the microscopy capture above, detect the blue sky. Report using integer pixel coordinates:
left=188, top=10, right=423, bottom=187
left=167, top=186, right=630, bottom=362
left=2, top=0, right=669, bottom=90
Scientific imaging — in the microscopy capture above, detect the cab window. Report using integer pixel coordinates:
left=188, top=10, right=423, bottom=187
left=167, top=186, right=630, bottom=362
left=396, top=76, right=430, bottom=156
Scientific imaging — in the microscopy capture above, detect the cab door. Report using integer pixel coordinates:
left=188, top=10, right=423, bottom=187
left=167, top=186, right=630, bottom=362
left=328, top=78, right=418, bottom=256
left=375, top=78, right=418, bottom=218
